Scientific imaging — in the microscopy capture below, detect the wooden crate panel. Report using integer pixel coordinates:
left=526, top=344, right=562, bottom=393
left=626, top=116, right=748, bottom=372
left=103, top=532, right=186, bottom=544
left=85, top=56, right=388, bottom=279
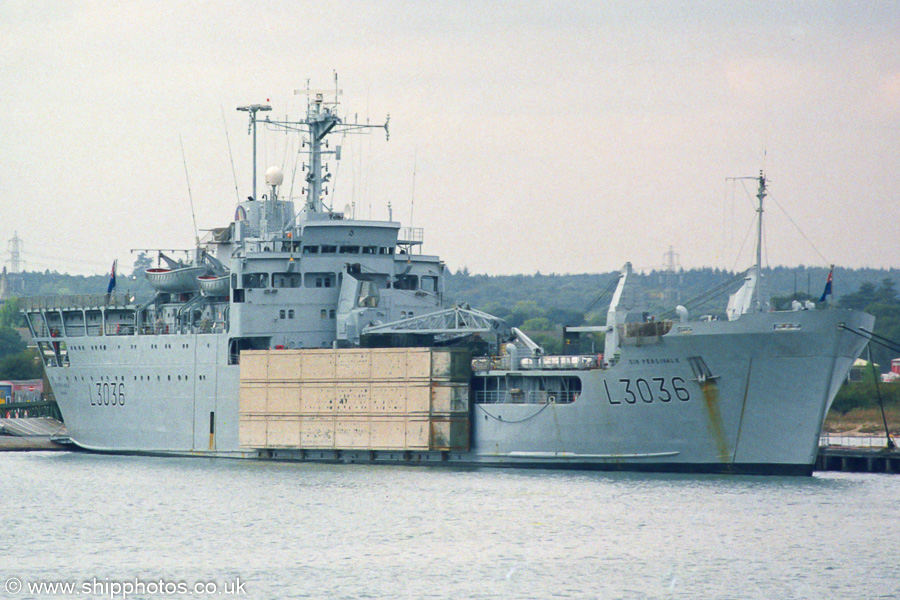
left=240, top=351, right=268, bottom=382
left=405, top=348, right=434, bottom=380
left=431, top=382, right=469, bottom=414
left=239, top=382, right=267, bottom=415
left=430, top=349, right=472, bottom=381
left=238, top=416, right=267, bottom=448
left=406, top=418, right=431, bottom=450
left=302, top=350, right=336, bottom=380
left=267, top=384, right=301, bottom=414
left=335, top=384, right=370, bottom=414
left=335, top=418, right=370, bottom=449
left=405, top=385, right=432, bottom=414
left=300, top=416, right=334, bottom=448
left=268, top=351, right=302, bottom=380
left=266, top=416, right=301, bottom=448
left=336, top=350, right=371, bottom=380
left=370, top=349, right=409, bottom=380
left=300, top=385, right=335, bottom=414
left=370, top=385, right=407, bottom=414
left=369, top=416, right=407, bottom=449
left=430, top=417, right=470, bottom=451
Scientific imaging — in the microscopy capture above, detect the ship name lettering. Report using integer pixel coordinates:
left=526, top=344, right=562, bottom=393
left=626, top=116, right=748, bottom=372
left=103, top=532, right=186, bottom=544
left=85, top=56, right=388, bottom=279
left=608, top=377, right=690, bottom=405
left=89, top=382, right=126, bottom=407
left=627, top=358, right=681, bottom=366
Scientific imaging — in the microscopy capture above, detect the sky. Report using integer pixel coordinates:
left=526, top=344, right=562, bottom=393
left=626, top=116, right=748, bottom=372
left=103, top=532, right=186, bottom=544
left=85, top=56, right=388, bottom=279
left=1, top=1, right=899, bottom=277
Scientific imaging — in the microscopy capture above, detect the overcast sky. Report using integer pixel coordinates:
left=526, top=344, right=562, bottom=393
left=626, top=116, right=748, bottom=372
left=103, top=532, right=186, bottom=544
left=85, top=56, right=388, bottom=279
left=2, top=1, right=899, bottom=277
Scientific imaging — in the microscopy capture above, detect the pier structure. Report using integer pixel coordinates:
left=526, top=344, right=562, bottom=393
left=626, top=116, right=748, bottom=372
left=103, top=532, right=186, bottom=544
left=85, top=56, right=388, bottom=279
left=817, top=435, right=898, bottom=474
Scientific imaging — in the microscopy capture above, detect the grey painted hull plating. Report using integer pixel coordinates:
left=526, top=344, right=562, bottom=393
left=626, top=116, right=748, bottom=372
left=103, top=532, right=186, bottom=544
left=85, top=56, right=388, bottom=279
left=45, top=308, right=872, bottom=475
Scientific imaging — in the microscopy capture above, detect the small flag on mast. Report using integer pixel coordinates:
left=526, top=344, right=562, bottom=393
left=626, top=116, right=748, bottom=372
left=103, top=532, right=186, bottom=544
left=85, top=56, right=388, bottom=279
left=819, top=265, right=833, bottom=303
left=106, top=259, right=117, bottom=294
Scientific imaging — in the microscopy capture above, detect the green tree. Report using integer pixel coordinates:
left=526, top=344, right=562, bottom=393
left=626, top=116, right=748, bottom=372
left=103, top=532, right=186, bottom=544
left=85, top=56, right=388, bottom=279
left=0, top=327, right=25, bottom=359
left=839, top=280, right=900, bottom=373
left=521, top=317, right=555, bottom=331
left=0, top=349, right=42, bottom=380
left=875, top=278, right=899, bottom=305
left=840, top=282, right=879, bottom=310
left=508, top=301, right=545, bottom=328
left=770, top=292, right=816, bottom=311
left=832, top=362, right=900, bottom=414
left=0, top=298, right=22, bottom=328
left=132, top=252, right=153, bottom=278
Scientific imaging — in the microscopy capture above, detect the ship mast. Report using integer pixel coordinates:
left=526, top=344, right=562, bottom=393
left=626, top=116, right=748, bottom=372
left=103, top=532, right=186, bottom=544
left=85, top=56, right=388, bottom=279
left=237, top=103, right=272, bottom=203
left=755, top=170, right=766, bottom=311
left=305, top=93, right=336, bottom=213
left=259, top=85, right=389, bottom=219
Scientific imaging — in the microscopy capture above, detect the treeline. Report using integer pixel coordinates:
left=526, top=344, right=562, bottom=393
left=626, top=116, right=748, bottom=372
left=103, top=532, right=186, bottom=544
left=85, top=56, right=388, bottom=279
left=832, top=366, right=900, bottom=414
left=5, top=262, right=900, bottom=369
left=446, top=266, right=900, bottom=324
left=445, top=267, right=900, bottom=370
left=0, top=298, right=42, bottom=380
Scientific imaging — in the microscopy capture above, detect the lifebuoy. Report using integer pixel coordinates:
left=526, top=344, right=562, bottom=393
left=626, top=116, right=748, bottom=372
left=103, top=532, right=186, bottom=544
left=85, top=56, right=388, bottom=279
left=548, top=394, right=557, bottom=404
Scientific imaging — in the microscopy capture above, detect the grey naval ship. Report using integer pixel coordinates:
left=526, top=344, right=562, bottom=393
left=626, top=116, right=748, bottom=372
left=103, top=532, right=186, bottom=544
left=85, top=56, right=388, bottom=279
left=24, top=90, right=873, bottom=475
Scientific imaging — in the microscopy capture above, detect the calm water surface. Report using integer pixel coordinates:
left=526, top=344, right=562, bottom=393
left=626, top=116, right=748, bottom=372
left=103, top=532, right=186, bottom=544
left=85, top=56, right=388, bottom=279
left=2, top=452, right=898, bottom=599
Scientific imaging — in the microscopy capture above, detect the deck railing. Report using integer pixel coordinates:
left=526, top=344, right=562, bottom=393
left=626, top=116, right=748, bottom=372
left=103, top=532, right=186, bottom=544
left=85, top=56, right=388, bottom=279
left=471, top=354, right=600, bottom=372
left=819, top=434, right=895, bottom=448
left=21, top=294, right=133, bottom=310
left=398, top=227, right=424, bottom=244
left=474, top=390, right=577, bottom=404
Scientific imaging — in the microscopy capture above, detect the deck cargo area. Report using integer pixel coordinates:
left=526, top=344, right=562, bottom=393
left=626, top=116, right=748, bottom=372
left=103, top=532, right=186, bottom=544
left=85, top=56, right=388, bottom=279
left=239, top=347, right=471, bottom=452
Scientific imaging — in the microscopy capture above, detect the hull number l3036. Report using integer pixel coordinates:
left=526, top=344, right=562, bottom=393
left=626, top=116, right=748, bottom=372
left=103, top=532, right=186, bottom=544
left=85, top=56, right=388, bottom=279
left=604, top=377, right=690, bottom=405
left=89, top=382, right=126, bottom=406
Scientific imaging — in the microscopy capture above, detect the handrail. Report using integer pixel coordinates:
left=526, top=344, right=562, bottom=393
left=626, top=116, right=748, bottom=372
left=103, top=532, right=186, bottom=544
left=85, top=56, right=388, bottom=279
left=21, top=294, right=134, bottom=311
left=398, top=227, right=424, bottom=244
left=474, top=390, right=577, bottom=404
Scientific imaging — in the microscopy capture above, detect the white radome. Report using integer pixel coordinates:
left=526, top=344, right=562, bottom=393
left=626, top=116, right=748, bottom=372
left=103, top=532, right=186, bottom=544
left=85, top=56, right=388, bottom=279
left=265, top=166, right=284, bottom=186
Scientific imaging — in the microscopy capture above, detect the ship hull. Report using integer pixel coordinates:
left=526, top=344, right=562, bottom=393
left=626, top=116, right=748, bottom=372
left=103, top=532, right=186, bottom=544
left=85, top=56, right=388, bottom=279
left=43, top=308, right=871, bottom=475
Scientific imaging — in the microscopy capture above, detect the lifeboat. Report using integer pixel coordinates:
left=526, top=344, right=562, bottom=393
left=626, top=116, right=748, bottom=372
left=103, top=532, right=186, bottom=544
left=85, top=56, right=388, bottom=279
left=145, top=266, right=208, bottom=293
left=197, top=274, right=230, bottom=297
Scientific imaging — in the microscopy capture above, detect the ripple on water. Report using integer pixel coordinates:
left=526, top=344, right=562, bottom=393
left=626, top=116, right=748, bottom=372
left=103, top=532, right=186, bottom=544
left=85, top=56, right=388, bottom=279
left=2, top=453, right=898, bottom=599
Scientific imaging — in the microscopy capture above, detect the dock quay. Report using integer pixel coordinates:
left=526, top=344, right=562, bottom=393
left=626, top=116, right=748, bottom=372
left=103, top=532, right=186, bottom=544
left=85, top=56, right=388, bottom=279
left=0, top=417, right=71, bottom=451
left=817, top=435, right=899, bottom=474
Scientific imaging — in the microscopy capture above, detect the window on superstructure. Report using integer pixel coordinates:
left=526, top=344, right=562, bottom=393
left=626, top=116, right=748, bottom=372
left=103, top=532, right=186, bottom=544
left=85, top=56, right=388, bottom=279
left=274, top=273, right=301, bottom=288
left=303, top=246, right=319, bottom=254
left=321, top=245, right=337, bottom=253
left=320, top=309, right=327, bottom=319
left=421, top=276, right=438, bottom=293
left=242, top=273, right=269, bottom=289
left=362, top=246, right=377, bottom=254
left=279, top=310, right=286, bottom=319
left=305, top=272, right=335, bottom=288
left=394, top=274, right=418, bottom=290
left=329, top=309, right=335, bottom=319
left=339, top=246, right=360, bottom=254
left=288, top=309, right=294, bottom=319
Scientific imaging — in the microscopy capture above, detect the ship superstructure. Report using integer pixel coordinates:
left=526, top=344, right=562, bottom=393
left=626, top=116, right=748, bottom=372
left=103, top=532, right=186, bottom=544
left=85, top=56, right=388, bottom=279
left=22, top=90, right=874, bottom=475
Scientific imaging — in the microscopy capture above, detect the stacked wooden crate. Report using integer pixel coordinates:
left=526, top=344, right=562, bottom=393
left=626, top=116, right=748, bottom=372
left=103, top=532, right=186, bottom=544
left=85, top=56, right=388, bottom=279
left=239, top=347, right=470, bottom=451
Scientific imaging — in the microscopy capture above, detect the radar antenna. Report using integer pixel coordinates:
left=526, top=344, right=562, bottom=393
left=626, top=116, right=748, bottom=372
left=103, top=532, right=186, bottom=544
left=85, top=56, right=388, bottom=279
left=259, top=84, right=388, bottom=215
